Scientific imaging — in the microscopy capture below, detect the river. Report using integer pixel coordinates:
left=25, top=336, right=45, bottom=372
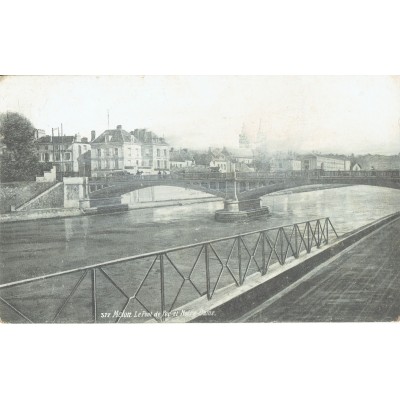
left=1, top=184, right=400, bottom=284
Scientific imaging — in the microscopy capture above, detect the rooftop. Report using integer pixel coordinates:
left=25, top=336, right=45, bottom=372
left=91, top=125, right=142, bottom=145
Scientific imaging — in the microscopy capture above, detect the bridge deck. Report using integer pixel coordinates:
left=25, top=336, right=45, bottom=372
left=240, top=216, right=400, bottom=322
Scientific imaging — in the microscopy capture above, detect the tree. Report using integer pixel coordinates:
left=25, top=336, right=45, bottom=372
left=0, top=112, right=42, bottom=182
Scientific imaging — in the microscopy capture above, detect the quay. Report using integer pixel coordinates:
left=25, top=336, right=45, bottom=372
left=239, top=214, right=400, bottom=322
left=212, top=213, right=400, bottom=323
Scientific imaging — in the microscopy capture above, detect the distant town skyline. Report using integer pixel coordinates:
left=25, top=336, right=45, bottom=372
left=1, top=75, right=400, bottom=155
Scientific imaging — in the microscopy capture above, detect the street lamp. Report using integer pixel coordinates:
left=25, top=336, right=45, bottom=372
left=232, top=159, right=238, bottom=201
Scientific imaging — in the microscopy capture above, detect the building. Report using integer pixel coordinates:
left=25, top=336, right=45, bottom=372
left=353, top=154, right=400, bottom=171
left=351, top=162, right=362, bottom=171
left=270, top=157, right=302, bottom=172
left=169, top=149, right=194, bottom=169
left=131, top=129, right=169, bottom=173
left=223, top=147, right=255, bottom=166
left=208, top=148, right=230, bottom=172
left=90, top=125, right=142, bottom=176
left=36, top=134, right=91, bottom=177
left=301, top=154, right=350, bottom=171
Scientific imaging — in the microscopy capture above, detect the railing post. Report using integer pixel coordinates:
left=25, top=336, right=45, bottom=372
left=326, top=218, right=329, bottom=244
left=160, top=254, right=166, bottom=321
left=317, top=220, right=320, bottom=248
left=238, top=236, right=242, bottom=285
left=307, top=222, right=311, bottom=253
left=205, top=244, right=211, bottom=300
left=91, top=269, right=97, bottom=323
left=294, top=224, right=299, bottom=258
left=261, top=231, right=266, bottom=275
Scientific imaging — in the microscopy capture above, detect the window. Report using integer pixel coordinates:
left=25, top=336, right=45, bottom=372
left=106, top=149, right=110, bottom=157
left=65, top=153, right=71, bottom=160
left=97, top=149, right=101, bottom=157
left=45, top=145, right=48, bottom=150
left=157, top=149, right=160, bottom=157
left=128, top=148, right=132, bottom=157
left=44, top=153, right=49, bottom=162
left=114, top=148, right=118, bottom=156
left=83, top=145, right=87, bottom=151
left=157, top=160, right=160, bottom=168
left=163, top=149, right=167, bottom=157
left=78, top=145, right=82, bottom=156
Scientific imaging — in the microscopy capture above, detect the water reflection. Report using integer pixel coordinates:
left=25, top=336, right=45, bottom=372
left=121, top=186, right=213, bottom=205
left=262, top=185, right=400, bottom=235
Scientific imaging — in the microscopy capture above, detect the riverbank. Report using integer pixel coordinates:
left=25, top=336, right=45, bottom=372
left=0, top=197, right=223, bottom=223
left=266, top=183, right=351, bottom=196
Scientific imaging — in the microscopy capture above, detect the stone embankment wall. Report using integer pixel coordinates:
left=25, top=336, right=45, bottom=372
left=17, top=183, right=64, bottom=211
left=0, top=181, right=56, bottom=214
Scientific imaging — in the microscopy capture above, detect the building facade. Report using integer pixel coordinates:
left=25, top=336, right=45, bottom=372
left=301, top=154, right=350, bottom=171
left=36, top=134, right=91, bottom=176
left=131, top=129, right=169, bottom=173
left=270, top=158, right=302, bottom=172
left=223, top=147, right=255, bottom=166
left=169, top=149, right=194, bottom=169
left=90, top=125, right=142, bottom=176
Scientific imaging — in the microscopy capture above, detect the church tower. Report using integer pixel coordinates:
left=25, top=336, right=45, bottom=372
left=256, top=119, right=267, bottom=153
left=239, top=124, right=250, bottom=148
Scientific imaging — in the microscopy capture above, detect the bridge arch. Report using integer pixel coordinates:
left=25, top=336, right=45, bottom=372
left=238, top=176, right=400, bottom=200
left=88, top=181, right=226, bottom=199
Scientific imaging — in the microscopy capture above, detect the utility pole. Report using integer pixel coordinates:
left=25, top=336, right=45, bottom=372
left=61, top=123, right=64, bottom=180
left=51, top=128, right=55, bottom=163
left=51, top=127, right=59, bottom=178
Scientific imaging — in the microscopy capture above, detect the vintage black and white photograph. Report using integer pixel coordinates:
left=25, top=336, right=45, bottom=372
left=2, top=2, right=400, bottom=399
left=1, top=75, right=400, bottom=324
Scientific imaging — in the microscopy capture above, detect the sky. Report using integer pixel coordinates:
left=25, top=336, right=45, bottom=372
left=1, top=75, right=400, bottom=155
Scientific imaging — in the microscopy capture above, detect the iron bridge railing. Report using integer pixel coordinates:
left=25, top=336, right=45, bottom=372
left=0, top=217, right=338, bottom=323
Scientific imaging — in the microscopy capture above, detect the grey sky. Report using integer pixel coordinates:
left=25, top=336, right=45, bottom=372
left=1, top=75, right=399, bottom=154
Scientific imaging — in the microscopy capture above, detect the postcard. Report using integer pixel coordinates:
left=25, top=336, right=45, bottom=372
left=1, top=75, right=399, bottom=323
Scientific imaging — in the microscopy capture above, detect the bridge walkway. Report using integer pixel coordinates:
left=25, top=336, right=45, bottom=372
left=238, top=216, right=400, bottom=322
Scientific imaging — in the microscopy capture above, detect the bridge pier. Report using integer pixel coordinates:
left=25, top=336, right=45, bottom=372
left=215, top=173, right=270, bottom=221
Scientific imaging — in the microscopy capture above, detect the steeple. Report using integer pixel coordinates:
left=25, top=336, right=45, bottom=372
left=256, top=118, right=267, bottom=152
left=239, top=123, right=250, bottom=148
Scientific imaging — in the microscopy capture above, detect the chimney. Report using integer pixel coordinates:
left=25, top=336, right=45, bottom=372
left=117, top=125, right=122, bottom=130
left=91, top=130, right=96, bottom=141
